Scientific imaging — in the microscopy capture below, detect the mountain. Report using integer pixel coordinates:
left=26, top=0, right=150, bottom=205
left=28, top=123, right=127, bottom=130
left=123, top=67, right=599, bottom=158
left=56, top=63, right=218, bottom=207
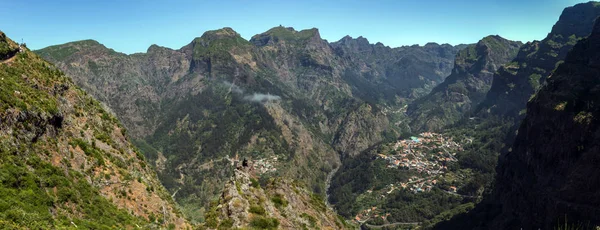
left=407, top=36, right=522, bottom=132
left=204, top=165, right=352, bottom=229
left=36, top=26, right=464, bottom=221
left=330, top=36, right=465, bottom=102
left=488, top=16, right=600, bottom=230
left=436, top=13, right=600, bottom=230
left=477, top=2, right=600, bottom=120
left=0, top=31, right=188, bottom=228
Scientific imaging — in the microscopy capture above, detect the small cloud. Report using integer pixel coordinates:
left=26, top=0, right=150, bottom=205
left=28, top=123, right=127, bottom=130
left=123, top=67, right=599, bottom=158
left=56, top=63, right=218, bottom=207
left=244, top=93, right=281, bottom=103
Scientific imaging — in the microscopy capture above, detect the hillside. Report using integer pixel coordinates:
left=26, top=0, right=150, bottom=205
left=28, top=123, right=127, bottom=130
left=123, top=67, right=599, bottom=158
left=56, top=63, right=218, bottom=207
left=0, top=31, right=188, bottom=228
left=36, top=26, right=464, bottom=221
left=408, top=35, right=522, bottom=132
left=489, top=15, right=600, bottom=230
left=436, top=13, right=600, bottom=230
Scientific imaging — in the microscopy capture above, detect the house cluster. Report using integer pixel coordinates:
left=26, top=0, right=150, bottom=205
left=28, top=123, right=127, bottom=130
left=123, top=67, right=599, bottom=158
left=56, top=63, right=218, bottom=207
left=376, top=132, right=465, bottom=193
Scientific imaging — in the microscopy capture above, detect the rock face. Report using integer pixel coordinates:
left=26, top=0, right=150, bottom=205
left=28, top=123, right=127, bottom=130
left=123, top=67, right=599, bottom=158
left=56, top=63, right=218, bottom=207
left=206, top=168, right=351, bottom=229
left=36, top=25, right=464, bottom=220
left=488, top=17, right=600, bottom=230
left=331, top=36, right=464, bottom=102
left=0, top=31, right=188, bottom=228
left=407, top=35, right=522, bottom=132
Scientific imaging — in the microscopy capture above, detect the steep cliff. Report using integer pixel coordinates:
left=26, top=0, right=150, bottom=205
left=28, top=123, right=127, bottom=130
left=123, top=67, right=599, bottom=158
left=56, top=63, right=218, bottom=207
left=408, top=35, right=522, bottom=132
left=489, top=16, right=600, bottom=230
left=0, top=31, right=188, bottom=228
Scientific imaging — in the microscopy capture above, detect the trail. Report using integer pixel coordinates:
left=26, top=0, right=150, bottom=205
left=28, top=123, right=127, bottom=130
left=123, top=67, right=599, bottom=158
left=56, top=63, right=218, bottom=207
left=1, top=53, right=17, bottom=64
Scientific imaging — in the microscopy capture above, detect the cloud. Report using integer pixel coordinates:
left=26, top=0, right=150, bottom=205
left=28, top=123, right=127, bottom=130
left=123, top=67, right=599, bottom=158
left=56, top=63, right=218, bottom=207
left=222, top=81, right=281, bottom=103
left=244, top=93, right=281, bottom=102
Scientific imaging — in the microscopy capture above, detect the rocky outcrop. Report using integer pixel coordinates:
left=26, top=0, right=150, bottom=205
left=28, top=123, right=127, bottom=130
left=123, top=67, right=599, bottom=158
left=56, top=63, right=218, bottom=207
left=408, top=35, right=522, bottom=132
left=205, top=168, right=351, bottom=229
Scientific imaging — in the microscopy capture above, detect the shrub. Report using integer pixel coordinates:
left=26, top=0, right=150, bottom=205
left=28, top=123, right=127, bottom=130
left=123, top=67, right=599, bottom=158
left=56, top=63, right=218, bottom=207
left=249, top=205, right=266, bottom=215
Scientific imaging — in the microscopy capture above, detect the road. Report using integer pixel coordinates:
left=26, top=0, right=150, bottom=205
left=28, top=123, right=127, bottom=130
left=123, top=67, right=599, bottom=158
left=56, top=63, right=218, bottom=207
left=364, top=221, right=420, bottom=229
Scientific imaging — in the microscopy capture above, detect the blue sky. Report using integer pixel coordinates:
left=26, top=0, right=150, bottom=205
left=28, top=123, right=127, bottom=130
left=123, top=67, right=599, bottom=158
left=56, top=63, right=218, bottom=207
left=0, top=0, right=590, bottom=54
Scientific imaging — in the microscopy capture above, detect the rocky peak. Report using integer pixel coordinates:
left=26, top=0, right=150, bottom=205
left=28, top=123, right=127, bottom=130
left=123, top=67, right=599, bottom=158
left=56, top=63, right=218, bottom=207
left=250, top=26, right=321, bottom=46
left=331, top=35, right=373, bottom=53
left=476, top=2, right=600, bottom=120
left=549, top=1, right=600, bottom=42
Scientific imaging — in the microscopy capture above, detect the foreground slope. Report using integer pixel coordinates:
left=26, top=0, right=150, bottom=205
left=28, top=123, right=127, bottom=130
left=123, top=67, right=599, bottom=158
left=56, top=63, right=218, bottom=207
left=0, top=31, right=188, bottom=228
left=488, top=16, right=600, bottom=230
left=205, top=165, right=352, bottom=229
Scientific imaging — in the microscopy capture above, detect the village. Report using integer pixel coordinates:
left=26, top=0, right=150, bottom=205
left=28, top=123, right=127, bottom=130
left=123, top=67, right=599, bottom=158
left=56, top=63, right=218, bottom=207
left=353, top=132, right=466, bottom=224
left=376, top=132, right=462, bottom=192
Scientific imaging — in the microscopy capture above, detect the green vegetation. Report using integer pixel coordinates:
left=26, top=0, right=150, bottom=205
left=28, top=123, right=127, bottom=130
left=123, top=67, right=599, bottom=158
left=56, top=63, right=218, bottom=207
left=271, top=194, right=288, bottom=209
left=69, top=139, right=105, bottom=166
left=250, top=216, right=280, bottom=229
left=301, top=213, right=318, bottom=228
left=249, top=205, right=266, bottom=215
left=0, top=32, right=17, bottom=58
left=0, top=151, right=144, bottom=229
left=261, top=26, right=317, bottom=43
left=192, top=28, right=252, bottom=60
left=529, top=73, right=542, bottom=90
left=0, top=52, right=61, bottom=114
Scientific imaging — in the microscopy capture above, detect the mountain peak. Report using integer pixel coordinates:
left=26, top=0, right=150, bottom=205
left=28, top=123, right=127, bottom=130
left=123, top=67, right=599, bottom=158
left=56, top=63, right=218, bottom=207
left=199, top=27, right=243, bottom=41
left=250, top=26, right=320, bottom=46
left=549, top=1, right=600, bottom=40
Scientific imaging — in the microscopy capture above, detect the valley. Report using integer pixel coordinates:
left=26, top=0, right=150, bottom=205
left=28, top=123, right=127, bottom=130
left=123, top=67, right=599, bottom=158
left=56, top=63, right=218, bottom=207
left=2, top=1, right=600, bottom=229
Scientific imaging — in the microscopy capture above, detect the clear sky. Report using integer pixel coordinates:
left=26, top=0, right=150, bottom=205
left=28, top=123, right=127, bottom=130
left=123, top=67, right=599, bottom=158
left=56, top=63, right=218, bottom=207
left=0, top=0, right=590, bottom=54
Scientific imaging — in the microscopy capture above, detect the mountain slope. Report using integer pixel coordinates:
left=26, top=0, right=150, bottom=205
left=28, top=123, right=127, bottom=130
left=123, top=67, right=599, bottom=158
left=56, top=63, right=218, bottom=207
left=0, top=31, right=188, bottom=228
left=488, top=16, right=600, bottom=230
left=408, top=36, right=522, bottom=132
left=477, top=2, right=600, bottom=119
left=331, top=36, right=464, bottom=102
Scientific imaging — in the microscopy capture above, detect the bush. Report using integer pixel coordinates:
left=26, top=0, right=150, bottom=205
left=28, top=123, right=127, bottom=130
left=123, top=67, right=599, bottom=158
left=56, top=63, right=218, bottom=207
left=249, top=205, right=266, bottom=215
left=250, top=216, right=280, bottom=229
left=271, top=194, right=288, bottom=209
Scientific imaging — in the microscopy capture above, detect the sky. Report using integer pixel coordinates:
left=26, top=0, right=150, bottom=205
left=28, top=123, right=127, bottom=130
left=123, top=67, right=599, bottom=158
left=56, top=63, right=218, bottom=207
left=0, top=0, right=590, bottom=54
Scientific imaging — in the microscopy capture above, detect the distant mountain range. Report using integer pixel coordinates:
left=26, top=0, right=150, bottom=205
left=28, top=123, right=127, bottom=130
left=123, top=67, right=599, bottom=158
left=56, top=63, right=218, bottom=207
left=35, top=25, right=464, bottom=222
